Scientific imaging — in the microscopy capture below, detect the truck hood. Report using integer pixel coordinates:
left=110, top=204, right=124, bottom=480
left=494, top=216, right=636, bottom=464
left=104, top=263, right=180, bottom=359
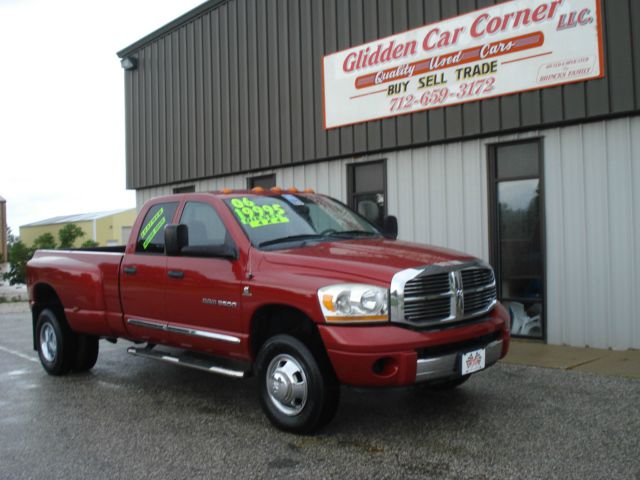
left=261, top=238, right=476, bottom=285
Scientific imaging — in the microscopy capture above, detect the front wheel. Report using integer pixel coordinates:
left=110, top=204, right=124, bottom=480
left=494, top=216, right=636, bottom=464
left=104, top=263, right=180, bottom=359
left=256, top=335, right=339, bottom=434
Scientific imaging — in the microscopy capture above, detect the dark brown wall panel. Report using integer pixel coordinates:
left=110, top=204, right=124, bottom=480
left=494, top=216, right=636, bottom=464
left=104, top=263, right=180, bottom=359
left=363, top=0, right=381, bottom=152
left=210, top=11, right=222, bottom=176
left=408, top=0, right=428, bottom=144
left=266, top=0, right=281, bottom=167
left=605, top=0, right=635, bottom=114
left=350, top=0, right=368, bottom=153
left=228, top=1, right=241, bottom=173
left=123, top=0, right=640, bottom=189
left=299, top=0, right=315, bottom=163
left=288, top=0, right=304, bottom=164
left=378, top=0, right=396, bottom=150
left=336, top=0, right=353, bottom=155
left=324, top=0, right=340, bottom=158
left=245, top=0, right=260, bottom=170
left=278, top=0, right=292, bottom=166
left=633, top=0, right=640, bottom=110
left=393, top=0, right=412, bottom=148
left=311, top=0, right=327, bottom=159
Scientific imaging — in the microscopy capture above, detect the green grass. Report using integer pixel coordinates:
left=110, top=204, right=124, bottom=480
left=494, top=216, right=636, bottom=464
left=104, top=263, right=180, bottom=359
left=0, top=296, right=24, bottom=304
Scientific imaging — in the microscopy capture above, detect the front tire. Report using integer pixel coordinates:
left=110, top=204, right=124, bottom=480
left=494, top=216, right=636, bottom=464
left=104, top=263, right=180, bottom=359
left=256, top=335, right=339, bottom=434
left=36, top=308, right=75, bottom=376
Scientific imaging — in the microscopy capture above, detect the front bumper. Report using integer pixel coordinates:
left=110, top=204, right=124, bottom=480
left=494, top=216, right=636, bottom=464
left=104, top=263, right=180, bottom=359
left=318, top=304, right=510, bottom=387
left=416, top=338, right=503, bottom=382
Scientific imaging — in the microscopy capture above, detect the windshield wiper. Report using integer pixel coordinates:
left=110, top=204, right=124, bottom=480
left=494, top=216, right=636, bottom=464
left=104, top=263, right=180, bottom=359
left=258, top=234, right=326, bottom=248
left=327, top=230, right=379, bottom=238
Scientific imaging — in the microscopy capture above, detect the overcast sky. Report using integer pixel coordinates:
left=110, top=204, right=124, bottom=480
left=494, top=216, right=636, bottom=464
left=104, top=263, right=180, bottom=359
left=0, top=0, right=205, bottom=234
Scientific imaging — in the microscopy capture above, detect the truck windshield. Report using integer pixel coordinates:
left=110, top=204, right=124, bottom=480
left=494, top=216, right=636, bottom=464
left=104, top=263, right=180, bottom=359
left=223, top=193, right=381, bottom=249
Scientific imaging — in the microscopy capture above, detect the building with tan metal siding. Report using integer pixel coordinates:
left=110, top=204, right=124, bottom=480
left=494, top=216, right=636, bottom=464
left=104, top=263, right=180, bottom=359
left=20, top=209, right=137, bottom=248
left=118, top=0, right=640, bottom=350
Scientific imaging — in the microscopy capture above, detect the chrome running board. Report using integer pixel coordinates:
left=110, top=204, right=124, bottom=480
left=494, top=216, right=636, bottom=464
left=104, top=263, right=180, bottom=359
left=127, top=346, right=248, bottom=379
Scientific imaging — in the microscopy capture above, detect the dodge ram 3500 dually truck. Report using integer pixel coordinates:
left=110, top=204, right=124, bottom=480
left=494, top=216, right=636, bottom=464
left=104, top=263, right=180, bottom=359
left=27, top=190, right=510, bottom=433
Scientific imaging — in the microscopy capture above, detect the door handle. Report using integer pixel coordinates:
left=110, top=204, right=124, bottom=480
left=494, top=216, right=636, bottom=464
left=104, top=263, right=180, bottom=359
left=168, top=270, right=184, bottom=279
left=123, top=266, right=137, bottom=275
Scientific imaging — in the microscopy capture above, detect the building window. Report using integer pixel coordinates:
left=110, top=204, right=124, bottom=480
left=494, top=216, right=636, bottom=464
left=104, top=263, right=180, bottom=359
left=135, top=202, right=179, bottom=254
left=173, top=185, right=196, bottom=193
left=347, top=160, right=386, bottom=228
left=247, top=174, right=276, bottom=189
left=489, top=140, right=545, bottom=340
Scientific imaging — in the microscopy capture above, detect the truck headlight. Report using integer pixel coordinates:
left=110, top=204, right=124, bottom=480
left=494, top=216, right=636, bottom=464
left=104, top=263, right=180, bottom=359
left=318, top=284, right=389, bottom=323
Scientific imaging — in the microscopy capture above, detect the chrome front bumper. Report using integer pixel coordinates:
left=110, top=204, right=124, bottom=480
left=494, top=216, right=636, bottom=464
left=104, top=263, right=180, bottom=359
left=415, top=339, right=503, bottom=383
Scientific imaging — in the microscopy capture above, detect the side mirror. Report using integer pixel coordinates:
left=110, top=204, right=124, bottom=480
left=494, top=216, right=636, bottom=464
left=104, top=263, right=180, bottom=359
left=165, top=224, right=189, bottom=256
left=382, top=215, right=398, bottom=240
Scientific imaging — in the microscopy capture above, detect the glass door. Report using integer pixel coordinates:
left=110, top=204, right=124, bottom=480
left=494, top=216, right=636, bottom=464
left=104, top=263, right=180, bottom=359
left=489, top=141, right=545, bottom=339
left=347, top=160, right=387, bottom=228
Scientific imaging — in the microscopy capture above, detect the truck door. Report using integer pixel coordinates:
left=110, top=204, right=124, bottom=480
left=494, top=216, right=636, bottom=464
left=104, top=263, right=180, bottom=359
left=165, top=201, right=245, bottom=355
left=120, top=201, right=179, bottom=344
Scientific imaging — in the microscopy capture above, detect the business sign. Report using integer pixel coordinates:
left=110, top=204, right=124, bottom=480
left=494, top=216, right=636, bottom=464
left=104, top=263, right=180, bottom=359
left=322, top=0, right=603, bottom=129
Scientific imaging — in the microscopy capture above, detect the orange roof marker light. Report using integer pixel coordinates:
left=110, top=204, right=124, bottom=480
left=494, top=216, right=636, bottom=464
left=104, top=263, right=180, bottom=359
left=303, top=188, right=315, bottom=193
left=288, top=187, right=299, bottom=193
left=270, top=187, right=283, bottom=193
left=251, top=186, right=265, bottom=193
left=221, top=188, right=233, bottom=194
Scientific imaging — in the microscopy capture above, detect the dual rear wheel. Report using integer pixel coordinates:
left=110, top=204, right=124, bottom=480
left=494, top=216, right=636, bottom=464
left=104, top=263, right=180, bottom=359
left=36, top=308, right=99, bottom=375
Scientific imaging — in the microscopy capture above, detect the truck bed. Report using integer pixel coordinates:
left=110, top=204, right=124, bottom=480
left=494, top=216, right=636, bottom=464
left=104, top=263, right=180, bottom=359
left=28, top=249, right=125, bottom=337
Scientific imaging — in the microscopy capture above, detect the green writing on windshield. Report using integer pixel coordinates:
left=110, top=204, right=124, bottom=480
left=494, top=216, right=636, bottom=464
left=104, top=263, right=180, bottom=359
left=140, top=207, right=166, bottom=249
left=231, top=197, right=289, bottom=228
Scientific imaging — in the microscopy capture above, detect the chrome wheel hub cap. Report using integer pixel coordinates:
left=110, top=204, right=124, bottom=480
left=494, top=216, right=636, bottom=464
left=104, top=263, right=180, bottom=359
left=40, top=323, right=57, bottom=363
left=266, top=354, right=308, bottom=416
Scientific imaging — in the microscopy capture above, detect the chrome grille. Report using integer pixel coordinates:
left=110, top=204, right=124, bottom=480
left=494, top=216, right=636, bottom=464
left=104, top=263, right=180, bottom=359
left=391, top=262, right=497, bottom=327
left=461, top=268, right=497, bottom=317
left=402, top=272, right=450, bottom=297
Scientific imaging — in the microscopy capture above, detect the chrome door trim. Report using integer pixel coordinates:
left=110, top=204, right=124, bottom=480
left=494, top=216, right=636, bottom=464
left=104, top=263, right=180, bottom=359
left=127, top=318, right=241, bottom=344
left=165, top=324, right=241, bottom=344
left=127, top=318, right=166, bottom=331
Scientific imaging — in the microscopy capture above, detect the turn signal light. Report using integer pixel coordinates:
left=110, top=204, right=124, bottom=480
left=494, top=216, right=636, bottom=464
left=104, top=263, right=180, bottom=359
left=221, top=188, right=232, bottom=194
left=288, top=187, right=299, bottom=193
left=251, top=187, right=265, bottom=193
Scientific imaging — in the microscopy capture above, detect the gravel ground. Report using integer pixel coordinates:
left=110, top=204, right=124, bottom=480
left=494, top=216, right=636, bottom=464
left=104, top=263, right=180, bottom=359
left=1, top=304, right=639, bottom=480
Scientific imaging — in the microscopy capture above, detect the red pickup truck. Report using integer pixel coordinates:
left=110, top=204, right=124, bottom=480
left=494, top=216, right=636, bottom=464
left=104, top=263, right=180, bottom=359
left=27, top=190, right=510, bottom=433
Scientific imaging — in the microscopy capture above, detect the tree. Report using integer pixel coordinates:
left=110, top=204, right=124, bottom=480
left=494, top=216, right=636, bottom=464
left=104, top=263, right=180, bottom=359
left=3, top=240, right=30, bottom=285
left=32, top=232, right=57, bottom=250
left=58, top=223, right=85, bottom=249
left=3, top=223, right=91, bottom=285
left=7, top=227, right=16, bottom=245
left=81, top=239, right=99, bottom=248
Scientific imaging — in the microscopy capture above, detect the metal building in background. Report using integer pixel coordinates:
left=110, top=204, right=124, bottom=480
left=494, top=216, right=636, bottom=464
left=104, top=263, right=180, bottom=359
left=118, top=0, right=640, bottom=350
left=20, top=209, right=137, bottom=248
